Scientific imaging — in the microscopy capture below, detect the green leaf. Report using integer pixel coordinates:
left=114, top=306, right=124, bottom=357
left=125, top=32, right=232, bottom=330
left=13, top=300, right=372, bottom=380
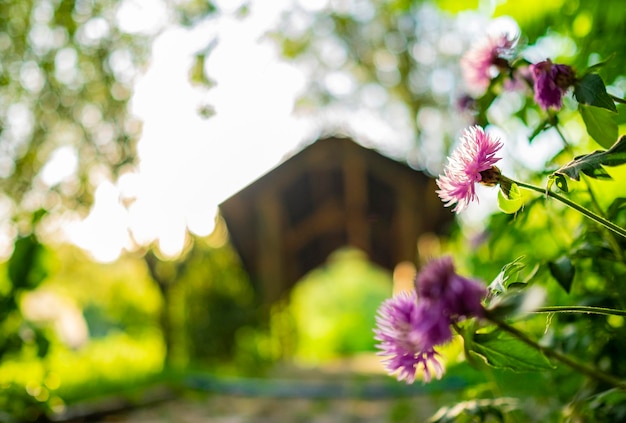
left=548, top=256, right=575, bottom=293
left=488, top=256, right=527, bottom=294
left=579, top=104, right=619, bottom=148
left=607, top=197, right=626, bottom=221
left=497, top=182, right=523, bottom=214
left=7, top=235, right=47, bottom=291
left=552, top=135, right=626, bottom=182
left=574, top=73, right=617, bottom=112
left=32, top=326, right=51, bottom=358
left=548, top=173, right=569, bottom=192
left=486, top=285, right=545, bottom=320
left=469, top=332, right=553, bottom=372
left=189, top=53, right=216, bottom=88
left=583, top=54, right=615, bottom=75
left=487, top=258, right=541, bottom=318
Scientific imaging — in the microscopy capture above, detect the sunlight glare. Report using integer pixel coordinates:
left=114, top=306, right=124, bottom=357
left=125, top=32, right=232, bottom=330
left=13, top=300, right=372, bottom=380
left=115, top=0, right=168, bottom=35
left=67, top=181, right=130, bottom=262
left=117, top=5, right=310, bottom=258
left=39, top=145, right=78, bottom=186
left=186, top=204, right=217, bottom=237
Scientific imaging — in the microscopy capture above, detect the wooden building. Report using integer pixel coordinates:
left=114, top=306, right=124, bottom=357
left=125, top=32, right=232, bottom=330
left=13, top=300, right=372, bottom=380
left=219, top=136, right=452, bottom=305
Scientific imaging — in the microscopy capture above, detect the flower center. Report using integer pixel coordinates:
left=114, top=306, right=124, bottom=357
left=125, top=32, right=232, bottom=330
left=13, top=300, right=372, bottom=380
left=554, top=68, right=576, bottom=89
left=478, top=166, right=501, bottom=186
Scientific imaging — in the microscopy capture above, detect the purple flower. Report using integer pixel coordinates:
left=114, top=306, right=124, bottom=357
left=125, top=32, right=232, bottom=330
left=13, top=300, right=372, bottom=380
left=416, top=256, right=487, bottom=319
left=530, top=59, right=576, bottom=110
left=436, top=126, right=503, bottom=213
left=461, top=33, right=518, bottom=95
left=374, top=291, right=445, bottom=383
left=374, top=257, right=487, bottom=384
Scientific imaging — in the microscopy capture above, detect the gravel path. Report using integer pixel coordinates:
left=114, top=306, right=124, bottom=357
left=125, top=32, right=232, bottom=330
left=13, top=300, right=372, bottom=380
left=101, top=393, right=440, bottom=423
left=66, top=356, right=458, bottom=422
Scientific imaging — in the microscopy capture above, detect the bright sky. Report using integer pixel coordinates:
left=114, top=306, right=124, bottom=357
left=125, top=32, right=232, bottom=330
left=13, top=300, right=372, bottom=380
left=67, top=1, right=318, bottom=261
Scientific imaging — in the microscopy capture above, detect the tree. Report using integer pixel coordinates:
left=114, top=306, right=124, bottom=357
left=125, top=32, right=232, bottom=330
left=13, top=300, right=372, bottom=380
left=0, top=0, right=222, bottom=387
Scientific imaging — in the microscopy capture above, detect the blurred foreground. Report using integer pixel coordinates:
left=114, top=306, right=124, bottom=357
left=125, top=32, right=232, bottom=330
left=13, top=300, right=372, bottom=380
left=99, top=392, right=436, bottom=423
left=57, top=355, right=470, bottom=423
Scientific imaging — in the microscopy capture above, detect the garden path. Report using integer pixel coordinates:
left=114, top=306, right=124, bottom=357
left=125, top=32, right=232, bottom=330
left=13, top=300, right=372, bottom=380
left=85, top=355, right=450, bottom=422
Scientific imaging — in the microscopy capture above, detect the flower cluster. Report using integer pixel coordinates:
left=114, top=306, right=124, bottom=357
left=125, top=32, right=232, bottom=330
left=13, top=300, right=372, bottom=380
left=374, top=257, right=487, bottom=383
left=436, top=126, right=503, bottom=213
left=460, top=31, right=577, bottom=112
left=376, top=20, right=625, bottom=409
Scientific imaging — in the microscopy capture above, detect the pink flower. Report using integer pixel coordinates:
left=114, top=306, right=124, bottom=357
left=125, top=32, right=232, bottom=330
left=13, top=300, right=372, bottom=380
left=436, top=126, right=503, bottom=213
left=374, top=257, right=487, bottom=384
left=530, top=59, right=576, bottom=110
left=374, top=291, right=445, bottom=384
left=461, top=33, right=518, bottom=95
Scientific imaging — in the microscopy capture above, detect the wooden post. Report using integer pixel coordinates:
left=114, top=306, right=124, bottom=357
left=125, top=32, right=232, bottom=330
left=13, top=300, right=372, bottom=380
left=343, top=149, right=370, bottom=254
left=256, top=189, right=284, bottom=304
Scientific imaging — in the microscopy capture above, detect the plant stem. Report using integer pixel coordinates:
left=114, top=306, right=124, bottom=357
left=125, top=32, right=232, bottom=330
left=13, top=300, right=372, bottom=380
left=553, top=124, right=572, bottom=152
left=533, top=305, right=626, bottom=317
left=487, top=315, right=626, bottom=389
left=509, top=178, right=626, bottom=240
left=610, top=93, right=626, bottom=105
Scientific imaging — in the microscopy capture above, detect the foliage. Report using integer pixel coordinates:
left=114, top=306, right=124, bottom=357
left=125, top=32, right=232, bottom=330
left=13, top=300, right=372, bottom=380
left=272, top=0, right=626, bottom=421
left=550, top=135, right=626, bottom=191
left=287, top=248, right=392, bottom=363
left=0, top=331, right=164, bottom=421
left=0, top=234, right=50, bottom=362
left=171, top=233, right=260, bottom=368
left=0, top=0, right=217, bottom=229
left=0, top=243, right=164, bottom=419
left=0, top=0, right=226, bottom=418
left=0, top=0, right=144, bottom=224
left=0, top=227, right=266, bottom=419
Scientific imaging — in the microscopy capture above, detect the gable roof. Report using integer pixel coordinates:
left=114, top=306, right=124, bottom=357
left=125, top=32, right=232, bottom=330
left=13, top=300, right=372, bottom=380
left=219, top=136, right=452, bottom=303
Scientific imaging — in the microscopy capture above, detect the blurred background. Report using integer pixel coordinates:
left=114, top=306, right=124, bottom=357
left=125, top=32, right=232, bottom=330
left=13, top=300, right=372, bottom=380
left=1, top=0, right=626, bottom=421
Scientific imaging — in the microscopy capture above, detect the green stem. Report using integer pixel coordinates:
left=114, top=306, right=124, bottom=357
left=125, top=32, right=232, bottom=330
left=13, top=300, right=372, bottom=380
left=487, top=315, right=626, bottom=389
left=534, top=305, right=626, bottom=317
left=553, top=124, right=572, bottom=151
left=509, top=178, right=626, bottom=240
left=610, top=93, right=626, bottom=105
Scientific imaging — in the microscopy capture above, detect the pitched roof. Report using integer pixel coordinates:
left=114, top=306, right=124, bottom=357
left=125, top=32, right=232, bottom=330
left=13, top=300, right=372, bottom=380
left=219, top=136, right=452, bottom=303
